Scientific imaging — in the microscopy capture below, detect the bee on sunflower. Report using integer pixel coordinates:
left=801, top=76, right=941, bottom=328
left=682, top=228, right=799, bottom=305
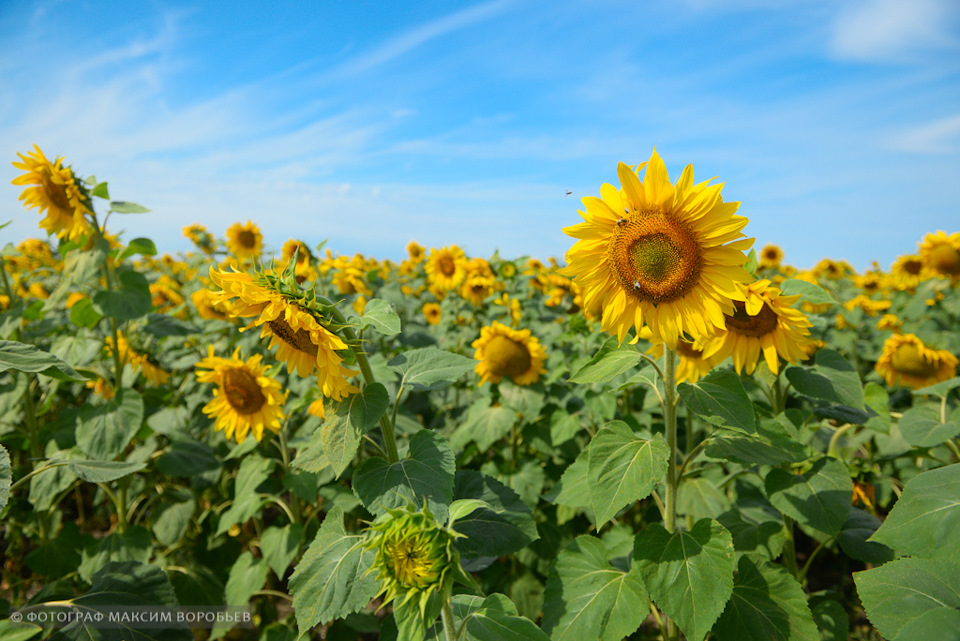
left=562, top=149, right=754, bottom=348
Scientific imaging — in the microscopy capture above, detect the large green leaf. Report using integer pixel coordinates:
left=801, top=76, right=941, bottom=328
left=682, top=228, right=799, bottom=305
left=0, top=339, right=83, bottom=381
left=92, top=270, right=153, bottom=321
left=451, top=471, right=538, bottom=558
left=67, top=459, right=145, bottom=483
left=75, top=389, right=144, bottom=460
left=288, top=506, right=379, bottom=632
left=898, top=404, right=960, bottom=448
left=678, top=368, right=756, bottom=433
left=587, top=421, right=669, bottom=525
left=291, top=401, right=362, bottom=477
left=360, top=298, right=401, bottom=335
left=109, top=200, right=151, bottom=213
left=117, top=237, right=157, bottom=261
left=156, top=439, right=221, bottom=477
left=892, top=609, right=960, bottom=641
left=388, top=347, right=476, bottom=391
left=779, top=279, right=836, bottom=305
left=260, top=524, right=303, bottom=578
left=855, top=557, right=960, bottom=640
left=784, top=349, right=864, bottom=409
left=216, top=455, right=274, bottom=535
left=542, top=535, right=649, bottom=641
left=224, top=550, right=269, bottom=606
left=451, top=399, right=516, bottom=451
left=353, top=430, right=455, bottom=522
left=550, top=449, right=592, bottom=510
left=427, top=594, right=550, bottom=641
left=633, top=519, right=736, bottom=641
left=152, top=496, right=196, bottom=547
left=52, top=561, right=192, bottom=641
left=705, top=420, right=808, bottom=466
left=78, top=526, right=152, bottom=583
left=812, top=599, right=848, bottom=641
left=837, top=507, right=894, bottom=564
left=568, top=337, right=644, bottom=384
left=713, top=555, right=819, bottom=641
left=765, top=457, right=852, bottom=536
left=869, top=463, right=960, bottom=560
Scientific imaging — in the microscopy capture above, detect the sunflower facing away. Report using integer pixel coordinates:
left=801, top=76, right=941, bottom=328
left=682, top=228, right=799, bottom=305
left=702, top=279, right=815, bottom=376
left=226, top=221, right=263, bottom=262
left=875, top=333, right=958, bottom=390
left=209, top=264, right=360, bottom=402
left=195, top=346, right=287, bottom=443
left=563, top=149, right=754, bottom=349
left=472, top=321, right=546, bottom=386
left=11, top=145, right=93, bottom=242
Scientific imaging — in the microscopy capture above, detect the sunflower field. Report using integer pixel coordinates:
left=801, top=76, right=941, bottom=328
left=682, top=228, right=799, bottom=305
left=2, top=146, right=960, bottom=641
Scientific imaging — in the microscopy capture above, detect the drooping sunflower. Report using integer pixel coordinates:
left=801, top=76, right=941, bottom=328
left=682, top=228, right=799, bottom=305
left=472, top=321, right=546, bottom=386
left=843, top=294, right=892, bottom=317
left=209, top=264, right=359, bottom=402
left=563, top=149, right=754, bottom=348
left=422, top=302, right=442, bottom=325
left=758, top=244, right=784, bottom=270
left=183, top=223, right=215, bottom=254
left=875, top=333, right=958, bottom=390
left=11, top=145, right=93, bottom=242
left=459, top=275, right=498, bottom=306
left=702, top=279, right=814, bottom=376
left=194, top=346, right=287, bottom=443
left=226, top=221, right=263, bottom=262
left=106, top=332, right=170, bottom=386
left=919, top=231, right=960, bottom=281
left=425, top=246, right=468, bottom=293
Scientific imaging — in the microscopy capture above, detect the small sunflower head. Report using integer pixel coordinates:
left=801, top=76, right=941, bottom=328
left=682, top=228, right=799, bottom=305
left=365, top=505, right=462, bottom=615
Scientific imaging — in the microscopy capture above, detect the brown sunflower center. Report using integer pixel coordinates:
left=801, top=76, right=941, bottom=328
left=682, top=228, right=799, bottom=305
left=903, top=259, right=923, bottom=275
left=725, top=300, right=779, bottom=337
left=485, top=335, right=532, bottom=378
left=268, top=318, right=319, bottom=356
left=439, top=256, right=456, bottom=277
left=929, top=245, right=960, bottom=276
left=41, top=172, right=72, bottom=212
left=237, top=230, right=257, bottom=249
left=222, top=368, right=266, bottom=414
left=762, top=248, right=781, bottom=262
left=890, top=344, right=939, bottom=377
left=609, top=211, right=703, bottom=305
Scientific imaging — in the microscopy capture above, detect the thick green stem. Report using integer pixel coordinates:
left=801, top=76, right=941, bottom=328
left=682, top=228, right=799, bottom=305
left=663, top=348, right=679, bottom=534
left=781, top=514, right=800, bottom=579
left=441, top=598, right=457, bottom=641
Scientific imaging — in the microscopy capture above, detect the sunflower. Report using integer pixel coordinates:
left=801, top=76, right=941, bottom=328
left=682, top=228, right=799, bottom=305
left=702, top=279, right=814, bottom=376
left=209, top=265, right=359, bottom=402
left=563, top=149, right=754, bottom=348
left=422, top=302, right=442, bottom=325
left=919, top=231, right=960, bottom=280
left=876, top=314, right=901, bottom=333
left=106, top=333, right=170, bottom=386
left=843, top=294, right=892, bottom=317
left=11, top=145, right=92, bottom=242
left=459, top=275, right=498, bottom=306
left=758, top=244, right=784, bottom=270
left=493, top=293, right=522, bottom=326
left=151, top=275, right=185, bottom=313
left=183, top=224, right=215, bottom=254
left=811, top=259, right=854, bottom=280
left=194, top=346, right=287, bottom=443
left=472, top=321, right=546, bottom=386
left=406, top=241, right=425, bottom=262
left=643, top=328, right=719, bottom=384
left=875, top=333, right=958, bottom=390
left=890, top=254, right=927, bottom=291
left=425, top=246, right=467, bottom=293
left=226, top=221, right=263, bottom=262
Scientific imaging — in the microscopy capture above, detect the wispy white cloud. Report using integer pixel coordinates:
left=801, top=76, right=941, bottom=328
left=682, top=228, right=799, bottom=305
left=888, top=113, right=960, bottom=154
left=830, top=0, right=960, bottom=62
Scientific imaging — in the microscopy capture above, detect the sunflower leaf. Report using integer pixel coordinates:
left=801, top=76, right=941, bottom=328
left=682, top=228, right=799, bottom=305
left=568, top=336, right=645, bottom=384
left=109, top=200, right=151, bottom=214
left=764, top=456, right=852, bottom=536
left=678, top=368, right=756, bottom=433
left=360, top=298, right=401, bottom=335
left=388, top=347, right=476, bottom=391
left=0, top=339, right=84, bottom=381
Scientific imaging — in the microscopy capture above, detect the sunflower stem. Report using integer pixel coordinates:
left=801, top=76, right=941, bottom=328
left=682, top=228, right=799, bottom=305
left=441, top=598, right=458, bottom=641
left=663, top=347, right=679, bottom=534
left=342, top=325, right=400, bottom=464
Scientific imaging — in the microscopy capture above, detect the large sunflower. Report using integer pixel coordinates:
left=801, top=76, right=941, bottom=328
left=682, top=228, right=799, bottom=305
left=209, top=265, right=359, bottom=401
left=11, top=145, right=92, bottom=242
left=226, top=221, right=263, bottom=262
left=702, top=279, right=814, bottom=375
left=919, top=231, right=960, bottom=281
left=875, top=333, right=958, bottom=390
left=425, top=246, right=468, bottom=293
left=195, top=346, right=287, bottom=443
left=562, top=149, right=753, bottom=348
left=472, top=321, right=546, bottom=386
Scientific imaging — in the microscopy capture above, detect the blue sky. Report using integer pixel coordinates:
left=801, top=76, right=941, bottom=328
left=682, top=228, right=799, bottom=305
left=2, top=0, right=959, bottom=271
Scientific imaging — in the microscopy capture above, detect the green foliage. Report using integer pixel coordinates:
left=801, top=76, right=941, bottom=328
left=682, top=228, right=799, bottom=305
left=568, top=336, right=645, bottom=384
left=388, top=347, right=476, bottom=391
left=678, top=368, right=756, bottom=432
left=0, top=339, right=83, bottom=380
left=765, top=456, right=853, bottom=536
